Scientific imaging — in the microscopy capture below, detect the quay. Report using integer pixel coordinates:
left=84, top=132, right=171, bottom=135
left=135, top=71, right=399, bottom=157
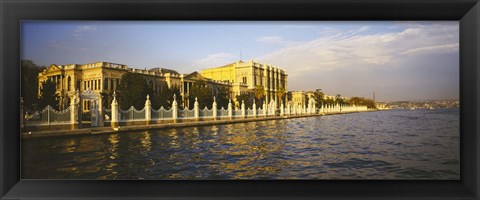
left=21, top=110, right=379, bottom=139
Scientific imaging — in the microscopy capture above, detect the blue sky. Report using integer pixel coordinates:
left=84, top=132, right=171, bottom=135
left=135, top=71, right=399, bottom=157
left=21, top=21, right=459, bottom=102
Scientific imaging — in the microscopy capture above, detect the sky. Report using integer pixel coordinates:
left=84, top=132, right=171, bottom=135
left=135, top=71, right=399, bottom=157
left=21, top=21, right=459, bottom=102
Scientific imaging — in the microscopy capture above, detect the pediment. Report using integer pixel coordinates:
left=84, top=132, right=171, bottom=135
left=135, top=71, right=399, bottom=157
left=184, top=71, right=208, bottom=81
left=45, top=64, right=62, bottom=73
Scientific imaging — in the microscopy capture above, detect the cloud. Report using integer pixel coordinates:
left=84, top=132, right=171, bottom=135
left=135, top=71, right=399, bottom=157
left=255, top=23, right=459, bottom=100
left=72, top=25, right=96, bottom=39
left=256, top=35, right=299, bottom=46
left=194, top=53, right=236, bottom=69
left=400, top=43, right=459, bottom=55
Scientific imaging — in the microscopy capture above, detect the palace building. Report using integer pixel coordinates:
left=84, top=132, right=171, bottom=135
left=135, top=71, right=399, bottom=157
left=201, top=60, right=288, bottom=104
left=38, top=61, right=234, bottom=112
left=38, top=60, right=288, bottom=112
left=38, top=62, right=169, bottom=112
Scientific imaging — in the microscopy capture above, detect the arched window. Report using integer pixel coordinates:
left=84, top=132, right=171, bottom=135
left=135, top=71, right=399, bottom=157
left=67, top=76, right=71, bottom=91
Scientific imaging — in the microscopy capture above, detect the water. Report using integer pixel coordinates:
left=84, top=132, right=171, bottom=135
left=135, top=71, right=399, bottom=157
left=22, top=108, right=460, bottom=179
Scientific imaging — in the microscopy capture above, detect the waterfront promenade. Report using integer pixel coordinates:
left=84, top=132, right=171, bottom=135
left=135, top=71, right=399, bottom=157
left=22, top=110, right=379, bottom=139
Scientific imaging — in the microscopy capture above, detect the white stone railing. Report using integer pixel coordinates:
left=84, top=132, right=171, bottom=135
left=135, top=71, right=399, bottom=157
left=23, top=92, right=374, bottom=129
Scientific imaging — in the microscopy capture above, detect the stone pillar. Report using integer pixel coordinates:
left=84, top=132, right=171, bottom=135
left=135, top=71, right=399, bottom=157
left=172, top=94, right=178, bottom=122
left=280, top=101, right=284, bottom=116
left=241, top=100, right=245, bottom=118
left=145, top=94, right=151, bottom=125
left=194, top=97, right=199, bottom=120
left=286, top=104, right=290, bottom=116
left=98, top=93, right=104, bottom=127
left=212, top=96, right=217, bottom=120
left=111, top=91, right=118, bottom=128
left=263, top=101, right=267, bottom=117
left=252, top=99, right=257, bottom=118
left=312, top=99, right=316, bottom=114
left=69, top=94, right=78, bottom=129
left=228, top=99, right=233, bottom=119
left=307, top=99, right=311, bottom=114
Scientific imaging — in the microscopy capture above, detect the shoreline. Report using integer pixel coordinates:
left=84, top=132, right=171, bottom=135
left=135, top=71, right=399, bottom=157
left=21, top=110, right=382, bottom=139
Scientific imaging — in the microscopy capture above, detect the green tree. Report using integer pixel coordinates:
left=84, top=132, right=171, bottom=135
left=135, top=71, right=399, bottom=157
left=276, top=86, right=286, bottom=105
left=117, top=73, right=150, bottom=110
left=213, top=86, right=230, bottom=109
left=335, top=94, right=346, bottom=105
left=254, top=85, right=265, bottom=105
left=312, top=89, right=325, bottom=108
left=21, top=60, right=46, bottom=111
left=236, top=92, right=254, bottom=109
left=38, top=78, right=59, bottom=110
left=153, top=84, right=182, bottom=110
left=188, top=80, right=213, bottom=109
left=348, top=96, right=377, bottom=109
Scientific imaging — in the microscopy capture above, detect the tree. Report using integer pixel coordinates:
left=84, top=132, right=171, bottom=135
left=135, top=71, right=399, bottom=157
left=188, top=80, right=213, bottom=109
left=312, top=89, right=325, bottom=108
left=335, top=94, right=346, bottom=105
left=276, top=86, right=286, bottom=105
left=38, top=78, right=59, bottom=110
left=348, top=96, right=377, bottom=109
left=213, top=86, right=230, bottom=109
left=236, top=92, right=254, bottom=109
left=254, top=85, right=265, bottom=105
left=152, top=84, right=182, bottom=110
left=21, top=60, right=46, bottom=111
left=117, top=73, right=150, bottom=110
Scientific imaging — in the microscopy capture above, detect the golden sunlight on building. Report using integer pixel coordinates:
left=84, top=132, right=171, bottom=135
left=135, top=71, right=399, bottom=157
left=201, top=60, right=288, bottom=104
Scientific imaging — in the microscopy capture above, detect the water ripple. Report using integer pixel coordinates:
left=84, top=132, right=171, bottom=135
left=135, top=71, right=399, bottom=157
left=22, top=108, right=459, bottom=180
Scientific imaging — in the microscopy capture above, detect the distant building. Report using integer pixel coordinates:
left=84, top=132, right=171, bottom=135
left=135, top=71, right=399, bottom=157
left=201, top=60, right=288, bottom=104
left=288, top=91, right=308, bottom=107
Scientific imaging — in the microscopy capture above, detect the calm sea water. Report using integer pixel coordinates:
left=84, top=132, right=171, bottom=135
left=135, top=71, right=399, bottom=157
left=22, top=108, right=460, bottom=179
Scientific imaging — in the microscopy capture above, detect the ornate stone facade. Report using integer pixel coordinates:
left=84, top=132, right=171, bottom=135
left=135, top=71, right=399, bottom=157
left=201, top=60, right=288, bottom=104
left=38, top=61, right=232, bottom=111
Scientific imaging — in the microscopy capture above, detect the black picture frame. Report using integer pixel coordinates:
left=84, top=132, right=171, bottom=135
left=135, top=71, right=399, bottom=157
left=1, top=0, right=479, bottom=199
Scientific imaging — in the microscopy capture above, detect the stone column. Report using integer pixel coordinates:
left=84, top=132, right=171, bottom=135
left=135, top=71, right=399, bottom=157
left=280, top=101, right=284, bottom=116
left=111, top=91, right=118, bottom=128
left=145, top=94, right=151, bottom=125
left=252, top=99, right=257, bottom=118
left=228, top=99, right=233, bottom=119
left=194, top=97, right=199, bottom=120
left=263, top=101, right=267, bottom=117
left=212, top=97, right=217, bottom=120
left=172, top=94, right=178, bottom=122
left=286, top=104, right=290, bottom=116
left=98, top=93, right=104, bottom=127
left=69, top=94, right=78, bottom=129
left=241, top=100, right=246, bottom=118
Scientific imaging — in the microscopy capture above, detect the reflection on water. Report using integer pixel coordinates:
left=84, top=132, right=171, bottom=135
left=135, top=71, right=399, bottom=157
left=22, top=108, right=459, bottom=179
